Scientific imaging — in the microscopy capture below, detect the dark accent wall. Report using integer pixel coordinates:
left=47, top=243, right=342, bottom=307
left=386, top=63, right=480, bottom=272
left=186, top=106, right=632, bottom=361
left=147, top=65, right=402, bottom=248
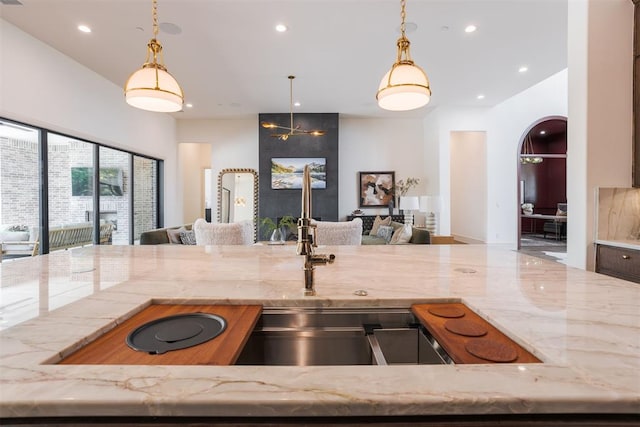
left=520, top=121, right=567, bottom=234
left=258, top=113, right=338, bottom=239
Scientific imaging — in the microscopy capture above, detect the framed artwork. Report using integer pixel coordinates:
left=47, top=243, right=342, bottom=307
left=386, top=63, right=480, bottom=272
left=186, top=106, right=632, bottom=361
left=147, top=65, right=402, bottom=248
left=271, top=157, right=326, bottom=190
left=359, top=171, right=395, bottom=208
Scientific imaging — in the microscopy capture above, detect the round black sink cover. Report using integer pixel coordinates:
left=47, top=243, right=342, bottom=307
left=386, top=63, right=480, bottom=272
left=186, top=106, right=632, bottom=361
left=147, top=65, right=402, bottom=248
left=126, top=312, right=227, bottom=354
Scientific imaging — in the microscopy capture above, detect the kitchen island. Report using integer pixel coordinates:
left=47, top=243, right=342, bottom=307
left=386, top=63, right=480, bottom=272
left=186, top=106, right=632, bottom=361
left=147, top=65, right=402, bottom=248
left=0, top=244, right=638, bottom=425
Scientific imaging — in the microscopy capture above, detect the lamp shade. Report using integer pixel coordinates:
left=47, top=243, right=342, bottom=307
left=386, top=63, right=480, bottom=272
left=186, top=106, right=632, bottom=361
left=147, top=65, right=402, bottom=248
left=377, top=63, right=431, bottom=111
left=125, top=66, right=183, bottom=112
left=399, top=196, right=420, bottom=211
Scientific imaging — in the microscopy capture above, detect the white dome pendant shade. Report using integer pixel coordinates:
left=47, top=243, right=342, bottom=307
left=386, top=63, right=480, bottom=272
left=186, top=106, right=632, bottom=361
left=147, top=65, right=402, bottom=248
left=377, top=62, right=431, bottom=111
left=376, top=0, right=431, bottom=112
left=124, top=0, right=184, bottom=113
left=125, top=56, right=183, bottom=113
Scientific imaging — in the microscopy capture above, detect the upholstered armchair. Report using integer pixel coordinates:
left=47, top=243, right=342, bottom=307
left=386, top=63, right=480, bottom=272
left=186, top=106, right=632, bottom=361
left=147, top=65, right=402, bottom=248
left=312, top=218, right=363, bottom=245
left=193, top=218, right=254, bottom=245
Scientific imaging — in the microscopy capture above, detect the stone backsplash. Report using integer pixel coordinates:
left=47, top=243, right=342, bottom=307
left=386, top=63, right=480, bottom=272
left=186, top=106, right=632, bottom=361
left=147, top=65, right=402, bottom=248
left=597, top=187, right=640, bottom=241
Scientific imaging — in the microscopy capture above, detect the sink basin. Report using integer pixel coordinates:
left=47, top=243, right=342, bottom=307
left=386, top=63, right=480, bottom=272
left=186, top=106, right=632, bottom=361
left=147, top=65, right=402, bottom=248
left=234, top=307, right=452, bottom=366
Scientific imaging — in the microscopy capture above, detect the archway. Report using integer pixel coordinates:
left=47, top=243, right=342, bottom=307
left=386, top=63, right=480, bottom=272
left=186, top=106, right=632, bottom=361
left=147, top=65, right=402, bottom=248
left=517, top=117, right=567, bottom=260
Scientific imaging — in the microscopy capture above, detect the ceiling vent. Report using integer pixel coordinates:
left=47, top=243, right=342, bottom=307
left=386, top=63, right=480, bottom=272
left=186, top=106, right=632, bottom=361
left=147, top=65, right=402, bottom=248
left=0, top=0, right=23, bottom=5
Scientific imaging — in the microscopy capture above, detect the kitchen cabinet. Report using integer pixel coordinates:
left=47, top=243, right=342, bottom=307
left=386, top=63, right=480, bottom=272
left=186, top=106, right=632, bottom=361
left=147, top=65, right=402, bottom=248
left=596, top=244, right=640, bottom=284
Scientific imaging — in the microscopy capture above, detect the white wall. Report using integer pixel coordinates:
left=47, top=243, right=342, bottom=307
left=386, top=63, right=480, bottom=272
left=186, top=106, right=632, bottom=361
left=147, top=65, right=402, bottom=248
left=179, top=143, right=211, bottom=223
left=567, top=0, right=633, bottom=270
left=424, top=107, right=489, bottom=236
left=176, top=119, right=257, bottom=221
left=0, top=20, right=182, bottom=225
left=450, top=131, right=487, bottom=243
left=485, top=70, right=568, bottom=245
left=339, top=118, right=426, bottom=219
left=426, top=72, right=567, bottom=244
left=177, top=117, right=429, bottom=222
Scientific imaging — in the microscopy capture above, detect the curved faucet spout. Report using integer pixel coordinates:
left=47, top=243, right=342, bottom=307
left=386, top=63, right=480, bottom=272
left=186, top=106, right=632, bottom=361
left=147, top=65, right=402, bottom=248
left=297, top=165, right=334, bottom=295
left=296, top=165, right=314, bottom=256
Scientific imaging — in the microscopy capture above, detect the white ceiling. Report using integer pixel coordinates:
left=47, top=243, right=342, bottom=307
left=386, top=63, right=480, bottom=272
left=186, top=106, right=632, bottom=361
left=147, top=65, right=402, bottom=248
left=1, top=0, right=568, bottom=120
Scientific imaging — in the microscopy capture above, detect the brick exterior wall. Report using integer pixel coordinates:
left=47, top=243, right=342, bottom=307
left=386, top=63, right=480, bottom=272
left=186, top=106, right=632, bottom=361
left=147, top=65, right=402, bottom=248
left=0, top=138, right=40, bottom=227
left=1, top=136, right=157, bottom=245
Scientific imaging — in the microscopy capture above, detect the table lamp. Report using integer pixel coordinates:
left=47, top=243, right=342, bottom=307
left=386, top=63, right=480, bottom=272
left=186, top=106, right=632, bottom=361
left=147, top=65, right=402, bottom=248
left=399, top=196, right=420, bottom=225
left=420, top=195, right=441, bottom=235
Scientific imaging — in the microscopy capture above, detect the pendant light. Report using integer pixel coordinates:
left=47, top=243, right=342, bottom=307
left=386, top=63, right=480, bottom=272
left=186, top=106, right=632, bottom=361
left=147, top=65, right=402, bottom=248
left=124, top=0, right=184, bottom=112
left=376, top=0, right=431, bottom=111
left=261, top=76, right=326, bottom=141
left=520, top=134, right=543, bottom=164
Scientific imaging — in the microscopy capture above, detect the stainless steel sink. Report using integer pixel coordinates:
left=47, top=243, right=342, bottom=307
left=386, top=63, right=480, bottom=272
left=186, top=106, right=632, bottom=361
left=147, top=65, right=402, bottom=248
left=235, top=307, right=452, bottom=366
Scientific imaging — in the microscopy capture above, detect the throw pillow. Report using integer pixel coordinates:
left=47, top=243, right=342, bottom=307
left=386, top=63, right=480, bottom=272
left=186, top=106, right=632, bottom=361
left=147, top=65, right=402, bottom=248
left=376, top=225, right=394, bottom=243
left=166, top=227, right=186, bottom=244
left=390, top=221, right=405, bottom=230
left=179, top=230, right=196, bottom=245
left=370, top=215, right=391, bottom=236
left=390, top=224, right=413, bottom=245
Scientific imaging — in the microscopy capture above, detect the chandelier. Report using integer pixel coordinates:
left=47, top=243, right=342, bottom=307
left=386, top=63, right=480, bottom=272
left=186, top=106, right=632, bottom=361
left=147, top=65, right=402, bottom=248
left=520, top=134, right=543, bottom=164
left=124, top=0, right=184, bottom=112
left=376, top=0, right=431, bottom=111
left=261, top=76, right=326, bottom=141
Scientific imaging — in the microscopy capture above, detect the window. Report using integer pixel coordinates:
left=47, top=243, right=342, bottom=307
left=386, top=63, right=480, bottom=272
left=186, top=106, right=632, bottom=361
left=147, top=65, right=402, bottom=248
left=1, top=117, right=163, bottom=254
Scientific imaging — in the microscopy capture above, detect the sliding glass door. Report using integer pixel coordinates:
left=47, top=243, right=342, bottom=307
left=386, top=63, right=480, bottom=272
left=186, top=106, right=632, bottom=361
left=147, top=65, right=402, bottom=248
left=98, top=146, right=130, bottom=245
left=133, top=155, right=158, bottom=243
left=0, top=119, right=40, bottom=259
left=1, top=117, right=163, bottom=256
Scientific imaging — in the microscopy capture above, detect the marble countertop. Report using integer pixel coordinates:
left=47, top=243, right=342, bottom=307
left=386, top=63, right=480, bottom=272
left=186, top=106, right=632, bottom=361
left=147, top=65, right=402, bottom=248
left=596, top=239, right=640, bottom=250
left=0, top=244, right=638, bottom=420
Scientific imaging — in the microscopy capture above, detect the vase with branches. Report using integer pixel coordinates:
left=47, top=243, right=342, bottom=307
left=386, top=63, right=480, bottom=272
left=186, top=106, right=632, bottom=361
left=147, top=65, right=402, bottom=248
left=395, top=177, right=420, bottom=197
left=394, top=177, right=420, bottom=214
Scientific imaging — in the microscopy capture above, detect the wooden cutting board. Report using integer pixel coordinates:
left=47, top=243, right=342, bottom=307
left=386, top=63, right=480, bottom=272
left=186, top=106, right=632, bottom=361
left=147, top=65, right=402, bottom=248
left=59, top=304, right=262, bottom=365
left=411, top=303, right=541, bottom=364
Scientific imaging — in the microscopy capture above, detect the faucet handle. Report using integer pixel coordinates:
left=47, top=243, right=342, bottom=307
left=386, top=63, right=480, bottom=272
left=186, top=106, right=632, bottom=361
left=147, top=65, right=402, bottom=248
left=309, top=223, right=318, bottom=248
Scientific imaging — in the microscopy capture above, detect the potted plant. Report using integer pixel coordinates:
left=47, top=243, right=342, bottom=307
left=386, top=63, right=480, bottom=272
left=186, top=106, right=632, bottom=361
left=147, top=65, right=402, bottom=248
left=260, top=215, right=297, bottom=242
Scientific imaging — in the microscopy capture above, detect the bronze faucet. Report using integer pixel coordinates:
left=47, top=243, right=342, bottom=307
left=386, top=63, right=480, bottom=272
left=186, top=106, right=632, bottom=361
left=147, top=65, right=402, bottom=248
left=296, top=165, right=335, bottom=296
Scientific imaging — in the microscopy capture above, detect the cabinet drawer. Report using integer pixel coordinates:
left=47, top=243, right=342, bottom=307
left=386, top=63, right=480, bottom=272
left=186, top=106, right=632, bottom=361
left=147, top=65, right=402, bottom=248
left=596, top=245, right=640, bottom=284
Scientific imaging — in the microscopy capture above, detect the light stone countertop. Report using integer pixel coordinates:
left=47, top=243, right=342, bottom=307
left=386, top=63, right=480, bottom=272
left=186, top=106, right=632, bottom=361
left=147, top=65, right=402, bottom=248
left=596, top=239, right=640, bottom=251
left=0, top=244, right=638, bottom=421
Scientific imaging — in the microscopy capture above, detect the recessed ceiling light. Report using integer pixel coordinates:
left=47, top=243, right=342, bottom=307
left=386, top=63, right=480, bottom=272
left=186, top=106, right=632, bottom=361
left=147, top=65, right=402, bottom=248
left=275, top=24, right=288, bottom=32
left=539, top=130, right=546, bottom=135
left=77, top=24, right=91, bottom=33
left=464, top=25, right=477, bottom=33
left=159, top=22, right=182, bottom=35
left=399, top=22, right=417, bottom=33
left=294, top=102, right=301, bottom=107
left=518, top=66, right=528, bottom=73
left=476, top=94, right=485, bottom=100
left=185, top=103, right=193, bottom=108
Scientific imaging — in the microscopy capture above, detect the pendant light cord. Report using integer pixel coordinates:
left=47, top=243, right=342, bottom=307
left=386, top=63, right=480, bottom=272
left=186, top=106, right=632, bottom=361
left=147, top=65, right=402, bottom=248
left=152, top=0, right=159, bottom=39
left=289, top=76, right=294, bottom=131
left=396, top=0, right=412, bottom=63
left=400, top=0, right=406, bottom=38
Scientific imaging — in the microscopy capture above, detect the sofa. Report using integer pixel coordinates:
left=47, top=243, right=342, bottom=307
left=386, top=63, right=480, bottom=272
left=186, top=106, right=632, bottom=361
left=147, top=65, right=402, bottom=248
left=359, top=216, right=431, bottom=245
left=139, top=224, right=193, bottom=245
